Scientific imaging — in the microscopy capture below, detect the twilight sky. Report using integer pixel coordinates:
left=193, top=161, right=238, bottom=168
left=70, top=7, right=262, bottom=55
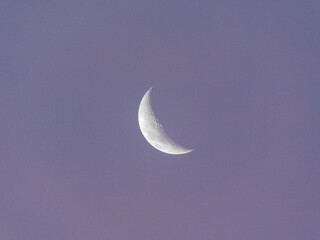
left=1, top=1, right=319, bottom=239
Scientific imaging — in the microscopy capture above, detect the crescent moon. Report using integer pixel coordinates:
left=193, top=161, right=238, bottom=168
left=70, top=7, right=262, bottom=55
left=138, top=87, right=194, bottom=155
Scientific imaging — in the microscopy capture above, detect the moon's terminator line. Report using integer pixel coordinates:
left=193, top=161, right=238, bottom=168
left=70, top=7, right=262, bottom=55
left=138, top=87, right=194, bottom=155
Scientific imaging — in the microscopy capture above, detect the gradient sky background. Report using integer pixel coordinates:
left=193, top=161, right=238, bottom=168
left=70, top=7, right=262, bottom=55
left=1, top=1, right=320, bottom=239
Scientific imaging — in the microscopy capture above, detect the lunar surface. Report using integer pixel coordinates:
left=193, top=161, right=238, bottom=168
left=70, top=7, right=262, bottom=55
left=138, top=87, right=194, bottom=155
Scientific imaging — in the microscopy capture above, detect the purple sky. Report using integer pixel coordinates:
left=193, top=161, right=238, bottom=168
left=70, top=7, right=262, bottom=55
left=1, top=1, right=320, bottom=239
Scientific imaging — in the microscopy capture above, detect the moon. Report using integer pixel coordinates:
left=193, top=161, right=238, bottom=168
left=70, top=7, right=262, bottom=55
left=138, top=87, right=194, bottom=155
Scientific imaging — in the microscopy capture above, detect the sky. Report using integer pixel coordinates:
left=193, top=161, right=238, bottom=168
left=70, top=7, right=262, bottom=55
left=1, top=1, right=319, bottom=239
